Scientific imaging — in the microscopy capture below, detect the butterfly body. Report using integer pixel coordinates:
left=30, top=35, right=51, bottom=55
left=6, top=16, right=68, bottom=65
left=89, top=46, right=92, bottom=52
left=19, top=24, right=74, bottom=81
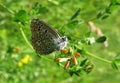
left=30, top=19, right=67, bottom=55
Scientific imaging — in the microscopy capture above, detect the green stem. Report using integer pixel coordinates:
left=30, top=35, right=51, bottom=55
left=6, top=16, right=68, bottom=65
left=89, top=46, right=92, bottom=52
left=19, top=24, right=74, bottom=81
left=40, top=56, right=53, bottom=62
left=85, top=51, right=111, bottom=64
left=19, top=24, right=33, bottom=50
left=0, top=3, right=14, bottom=14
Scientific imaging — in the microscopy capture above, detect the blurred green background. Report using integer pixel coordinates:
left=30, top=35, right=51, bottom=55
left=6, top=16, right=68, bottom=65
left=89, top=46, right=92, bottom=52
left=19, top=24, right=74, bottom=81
left=0, top=0, right=120, bottom=83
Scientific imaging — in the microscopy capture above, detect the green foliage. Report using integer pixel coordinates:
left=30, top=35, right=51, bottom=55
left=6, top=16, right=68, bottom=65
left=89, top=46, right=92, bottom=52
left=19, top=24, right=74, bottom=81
left=14, top=10, right=29, bottom=24
left=96, top=0, right=120, bottom=20
left=111, top=61, right=119, bottom=71
left=69, top=8, right=81, bottom=21
left=111, top=53, right=120, bottom=71
left=66, top=20, right=79, bottom=28
left=0, top=0, right=120, bottom=83
left=32, top=2, right=48, bottom=14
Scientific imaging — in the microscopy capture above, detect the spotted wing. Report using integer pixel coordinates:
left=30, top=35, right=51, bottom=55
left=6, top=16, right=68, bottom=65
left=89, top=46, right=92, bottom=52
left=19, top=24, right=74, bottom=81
left=30, top=19, right=61, bottom=55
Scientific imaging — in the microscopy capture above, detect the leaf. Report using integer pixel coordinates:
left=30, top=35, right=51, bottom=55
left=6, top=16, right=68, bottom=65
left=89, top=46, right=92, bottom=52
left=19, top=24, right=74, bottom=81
left=111, top=61, right=119, bottom=71
left=85, top=31, right=91, bottom=37
left=7, top=45, right=14, bottom=54
left=96, top=12, right=103, bottom=19
left=116, top=2, right=120, bottom=5
left=67, top=20, right=79, bottom=28
left=14, top=10, right=29, bottom=24
left=110, top=5, right=119, bottom=11
left=32, top=2, right=48, bottom=14
left=101, top=14, right=109, bottom=20
left=110, top=0, right=117, bottom=4
left=80, top=58, right=88, bottom=66
left=32, top=2, right=39, bottom=9
left=38, top=6, right=48, bottom=13
left=96, top=36, right=107, bottom=43
left=77, top=48, right=86, bottom=55
left=113, top=53, right=120, bottom=65
left=105, top=6, right=111, bottom=14
left=69, top=71, right=74, bottom=76
left=70, top=8, right=81, bottom=20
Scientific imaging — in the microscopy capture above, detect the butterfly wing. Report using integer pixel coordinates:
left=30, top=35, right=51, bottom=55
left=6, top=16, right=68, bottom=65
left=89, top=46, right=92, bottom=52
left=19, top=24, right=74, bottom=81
left=30, top=19, right=61, bottom=55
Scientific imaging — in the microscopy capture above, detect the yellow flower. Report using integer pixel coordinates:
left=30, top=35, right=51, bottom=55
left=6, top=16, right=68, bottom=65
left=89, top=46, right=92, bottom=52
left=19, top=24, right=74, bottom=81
left=21, top=57, right=29, bottom=64
left=18, top=61, right=23, bottom=67
left=21, top=54, right=33, bottom=64
left=17, top=54, right=33, bottom=67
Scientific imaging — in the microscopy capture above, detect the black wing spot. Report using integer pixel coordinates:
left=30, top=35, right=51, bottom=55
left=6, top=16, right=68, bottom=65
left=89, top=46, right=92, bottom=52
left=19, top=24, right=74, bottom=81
left=50, top=37, right=53, bottom=40
left=38, top=25, right=42, bottom=30
left=38, top=28, right=40, bottom=31
left=44, top=30, right=48, bottom=33
left=45, top=34, right=48, bottom=37
left=38, top=26, right=41, bottom=29
left=40, top=24, right=44, bottom=27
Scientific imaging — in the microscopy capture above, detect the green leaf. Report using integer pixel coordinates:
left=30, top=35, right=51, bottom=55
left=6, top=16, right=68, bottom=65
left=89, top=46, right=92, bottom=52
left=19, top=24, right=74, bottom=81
left=96, top=12, right=103, bottom=19
left=110, top=0, right=117, bottom=4
left=80, top=58, right=88, bottom=66
left=70, top=8, right=81, bottom=20
left=111, top=61, right=119, bottom=71
left=32, top=2, right=48, bottom=14
left=69, top=71, right=74, bottom=76
left=101, top=14, right=109, bottom=20
left=105, top=5, right=111, bottom=14
left=32, top=2, right=39, bottom=9
left=67, top=20, right=79, bottom=28
left=85, top=31, right=91, bottom=37
left=116, top=2, right=120, bottom=5
left=38, top=6, right=48, bottom=13
left=7, top=45, right=14, bottom=54
left=110, top=5, right=119, bottom=11
left=114, top=53, right=120, bottom=65
left=14, top=10, right=29, bottom=24
left=77, top=48, right=86, bottom=55
left=96, top=36, right=107, bottom=43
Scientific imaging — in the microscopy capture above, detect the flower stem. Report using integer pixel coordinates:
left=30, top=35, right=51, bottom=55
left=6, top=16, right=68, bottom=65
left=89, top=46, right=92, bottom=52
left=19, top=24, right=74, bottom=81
left=0, top=3, right=14, bottom=14
left=19, top=23, right=33, bottom=50
left=85, top=51, right=111, bottom=64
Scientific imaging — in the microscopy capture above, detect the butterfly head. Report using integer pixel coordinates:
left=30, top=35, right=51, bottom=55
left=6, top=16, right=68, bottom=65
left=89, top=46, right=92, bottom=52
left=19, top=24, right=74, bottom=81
left=56, top=36, right=68, bottom=50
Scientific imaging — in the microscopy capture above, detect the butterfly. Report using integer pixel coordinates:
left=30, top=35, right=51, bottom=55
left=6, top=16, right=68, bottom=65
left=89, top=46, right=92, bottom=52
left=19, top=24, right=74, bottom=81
left=30, top=19, right=68, bottom=55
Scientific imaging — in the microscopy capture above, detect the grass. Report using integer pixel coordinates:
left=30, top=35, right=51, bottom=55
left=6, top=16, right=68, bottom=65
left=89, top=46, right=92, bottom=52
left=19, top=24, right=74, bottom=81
left=0, top=0, right=120, bottom=83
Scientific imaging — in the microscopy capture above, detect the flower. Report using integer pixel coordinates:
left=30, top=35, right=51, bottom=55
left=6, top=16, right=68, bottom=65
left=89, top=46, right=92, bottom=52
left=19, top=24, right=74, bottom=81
left=18, top=54, right=33, bottom=67
left=75, top=52, right=80, bottom=58
left=18, top=61, right=23, bottom=67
